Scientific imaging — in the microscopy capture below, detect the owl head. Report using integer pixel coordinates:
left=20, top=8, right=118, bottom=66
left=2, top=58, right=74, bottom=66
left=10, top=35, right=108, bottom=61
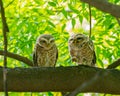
left=68, top=33, right=89, bottom=50
left=36, top=34, right=55, bottom=50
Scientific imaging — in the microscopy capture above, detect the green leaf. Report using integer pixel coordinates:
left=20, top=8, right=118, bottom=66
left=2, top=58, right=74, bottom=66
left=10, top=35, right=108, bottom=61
left=48, top=92, right=53, bottom=96
left=68, top=4, right=80, bottom=14
left=62, top=8, right=67, bottom=19
left=117, top=50, right=120, bottom=56
left=47, top=9, right=54, bottom=15
left=108, top=23, right=114, bottom=29
left=72, top=18, right=76, bottom=28
left=48, top=2, right=56, bottom=7
left=61, top=24, right=66, bottom=32
left=98, top=58, right=104, bottom=68
left=78, top=15, right=83, bottom=24
left=48, top=21, right=56, bottom=28
left=34, top=0, right=44, bottom=5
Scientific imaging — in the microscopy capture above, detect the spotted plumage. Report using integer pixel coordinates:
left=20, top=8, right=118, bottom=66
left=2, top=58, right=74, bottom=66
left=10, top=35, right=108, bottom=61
left=68, top=33, right=96, bottom=66
left=33, top=34, right=58, bottom=67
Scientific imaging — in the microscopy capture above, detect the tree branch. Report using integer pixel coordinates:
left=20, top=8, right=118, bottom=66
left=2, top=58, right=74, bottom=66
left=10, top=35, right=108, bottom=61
left=107, top=58, right=120, bottom=69
left=0, top=66, right=120, bottom=95
left=80, top=0, right=120, bottom=18
left=0, top=50, right=33, bottom=66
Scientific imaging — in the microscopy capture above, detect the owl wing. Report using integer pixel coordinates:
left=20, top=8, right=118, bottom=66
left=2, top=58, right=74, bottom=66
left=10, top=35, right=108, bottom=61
left=33, top=50, right=38, bottom=67
left=54, top=46, right=58, bottom=67
left=92, top=51, right=96, bottom=66
left=88, top=39, right=96, bottom=66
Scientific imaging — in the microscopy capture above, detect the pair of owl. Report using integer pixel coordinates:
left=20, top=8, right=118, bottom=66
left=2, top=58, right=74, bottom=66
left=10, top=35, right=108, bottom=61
left=33, top=34, right=96, bottom=67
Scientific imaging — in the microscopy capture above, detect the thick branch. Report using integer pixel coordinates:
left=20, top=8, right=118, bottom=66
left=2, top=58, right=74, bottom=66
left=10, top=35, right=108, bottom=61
left=0, top=66, right=120, bottom=94
left=0, top=50, right=33, bottom=66
left=80, top=0, right=120, bottom=18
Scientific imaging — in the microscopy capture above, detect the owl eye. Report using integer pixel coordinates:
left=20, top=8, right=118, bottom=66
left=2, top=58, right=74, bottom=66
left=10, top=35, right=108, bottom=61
left=69, top=38, right=73, bottom=41
left=40, top=40, right=46, bottom=43
left=50, top=40, right=54, bottom=43
left=77, top=37, right=83, bottom=41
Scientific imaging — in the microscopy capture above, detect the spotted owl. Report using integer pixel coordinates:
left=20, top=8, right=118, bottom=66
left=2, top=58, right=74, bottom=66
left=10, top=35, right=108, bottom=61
left=68, top=33, right=96, bottom=66
left=33, top=34, right=58, bottom=67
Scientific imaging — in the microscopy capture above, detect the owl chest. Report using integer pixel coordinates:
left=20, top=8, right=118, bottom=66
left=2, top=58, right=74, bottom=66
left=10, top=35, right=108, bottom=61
left=71, top=46, right=92, bottom=58
left=37, top=49, right=56, bottom=66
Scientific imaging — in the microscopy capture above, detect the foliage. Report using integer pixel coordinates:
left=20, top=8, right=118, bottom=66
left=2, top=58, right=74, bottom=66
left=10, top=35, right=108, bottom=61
left=0, top=0, right=120, bottom=95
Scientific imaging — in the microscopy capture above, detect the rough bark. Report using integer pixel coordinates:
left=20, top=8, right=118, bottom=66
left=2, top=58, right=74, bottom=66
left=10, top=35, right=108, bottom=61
left=0, top=66, right=120, bottom=94
left=81, top=0, right=120, bottom=18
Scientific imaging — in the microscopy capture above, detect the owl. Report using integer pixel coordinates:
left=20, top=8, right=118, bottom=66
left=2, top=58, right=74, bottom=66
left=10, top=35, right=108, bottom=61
left=68, top=33, right=96, bottom=66
left=33, top=34, right=58, bottom=67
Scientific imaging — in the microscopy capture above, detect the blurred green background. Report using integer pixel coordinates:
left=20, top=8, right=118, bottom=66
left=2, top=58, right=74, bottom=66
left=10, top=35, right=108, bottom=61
left=0, top=0, right=120, bottom=96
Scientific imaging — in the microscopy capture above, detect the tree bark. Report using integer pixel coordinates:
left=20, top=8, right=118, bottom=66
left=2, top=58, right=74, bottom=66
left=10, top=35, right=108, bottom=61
left=81, top=0, right=120, bottom=18
left=0, top=66, right=120, bottom=94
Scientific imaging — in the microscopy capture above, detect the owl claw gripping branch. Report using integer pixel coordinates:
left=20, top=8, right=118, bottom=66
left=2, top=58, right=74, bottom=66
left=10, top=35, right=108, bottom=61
left=33, top=34, right=58, bottom=67
left=68, top=33, right=96, bottom=67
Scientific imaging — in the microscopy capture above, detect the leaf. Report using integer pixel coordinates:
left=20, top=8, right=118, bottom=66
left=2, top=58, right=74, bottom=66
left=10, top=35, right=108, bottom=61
left=48, top=21, right=56, bottom=28
left=62, top=8, right=67, bottom=19
left=108, top=23, right=114, bottom=29
left=78, top=15, right=83, bottom=24
left=48, top=2, right=56, bottom=7
left=81, top=3, right=86, bottom=9
left=72, top=18, right=76, bottom=28
left=61, top=24, right=66, bottom=32
left=98, top=58, right=104, bottom=68
left=117, top=50, right=120, bottom=56
left=48, top=92, right=53, bottom=96
left=34, top=0, right=44, bottom=5
left=47, top=9, right=54, bottom=15
left=68, top=4, right=80, bottom=14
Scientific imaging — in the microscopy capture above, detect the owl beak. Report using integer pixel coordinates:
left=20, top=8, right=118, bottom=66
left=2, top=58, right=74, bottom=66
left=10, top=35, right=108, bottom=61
left=47, top=43, right=50, bottom=47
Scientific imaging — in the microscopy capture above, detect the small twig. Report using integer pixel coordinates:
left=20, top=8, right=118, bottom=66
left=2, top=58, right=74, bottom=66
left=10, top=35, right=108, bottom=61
left=0, top=0, right=9, bottom=95
left=5, top=0, right=14, bottom=8
left=89, top=4, right=92, bottom=39
left=0, top=50, right=33, bottom=66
